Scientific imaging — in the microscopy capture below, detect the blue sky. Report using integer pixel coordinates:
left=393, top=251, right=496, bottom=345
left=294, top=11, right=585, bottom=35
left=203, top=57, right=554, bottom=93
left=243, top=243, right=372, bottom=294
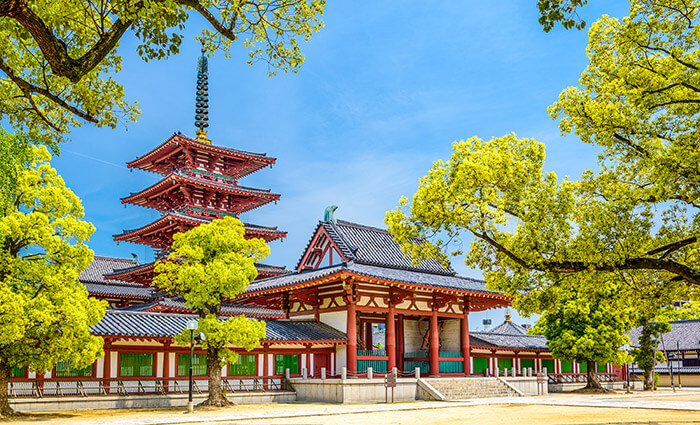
left=52, top=0, right=629, bottom=327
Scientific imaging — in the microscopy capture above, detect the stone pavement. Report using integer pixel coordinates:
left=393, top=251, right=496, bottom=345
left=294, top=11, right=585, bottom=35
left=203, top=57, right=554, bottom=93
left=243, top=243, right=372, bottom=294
left=16, top=391, right=700, bottom=425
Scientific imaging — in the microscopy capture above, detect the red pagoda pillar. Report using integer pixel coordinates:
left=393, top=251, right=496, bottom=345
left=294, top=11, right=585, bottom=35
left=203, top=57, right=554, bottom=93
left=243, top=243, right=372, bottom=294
left=430, top=309, right=439, bottom=377
left=347, top=301, right=357, bottom=374
left=386, top=305, right=396, bottom=371
left=397, top=314, right=404, bottom=372
left=461, top=308, right=470, bottom=375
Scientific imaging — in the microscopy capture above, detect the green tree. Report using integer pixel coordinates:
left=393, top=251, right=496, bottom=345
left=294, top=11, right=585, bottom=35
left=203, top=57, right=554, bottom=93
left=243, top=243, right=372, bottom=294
left=0, top=144, right=105, bottom=417
left=632, top=321, right=670, bottom=390
left=0, top=130, right=34, bottom=208
left=530, top=280, right=634, bottom=390
left=0, top=0, right=325, bottom=145
left=386, top=0, right=698, bottom=299
left=654, top=301, right=700, bottom=322
left=537, top=0, right=588, bottom=32
left=153, top=216, right=268, bottom=407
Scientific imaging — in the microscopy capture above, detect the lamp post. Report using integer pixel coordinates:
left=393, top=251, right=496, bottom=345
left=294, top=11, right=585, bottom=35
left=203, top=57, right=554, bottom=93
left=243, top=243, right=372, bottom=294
left=186, top=319, right=197, bottom=413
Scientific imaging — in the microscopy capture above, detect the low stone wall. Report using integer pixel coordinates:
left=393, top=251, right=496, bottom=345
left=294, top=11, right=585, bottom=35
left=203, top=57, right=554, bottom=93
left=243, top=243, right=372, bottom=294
left=500, top=377, right=540, bottom=396
left=290, top=378, right=418, bottom=403
left=548, top=381, right=625, bottom=392
left=10, top=391, right=296, bottom=412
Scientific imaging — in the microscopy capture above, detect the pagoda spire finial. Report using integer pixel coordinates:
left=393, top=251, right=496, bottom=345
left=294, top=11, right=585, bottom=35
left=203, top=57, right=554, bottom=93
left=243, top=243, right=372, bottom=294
left=505, top=310, right=511, bottom=322
left=194, top=45, right=210, bottom=144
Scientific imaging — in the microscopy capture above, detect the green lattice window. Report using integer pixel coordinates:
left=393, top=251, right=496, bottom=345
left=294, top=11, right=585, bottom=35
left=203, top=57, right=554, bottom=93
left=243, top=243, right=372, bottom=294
left=177, top=354, right=207, bottom=376
left=561, top=360, right=573, bottom=373
left=579, top=362, right=587, bottom=373
left=473, top=357, right=489, bottom=374
left=520, top=359, right=534, bottom=370
left=55, top=361, right=93, bottom=377
left=229, top=354, right=256, bottom=376
left=497, top=358, right=512, bottom=371
left=542, top=359, right=554, bottom=373
left=597, top=363, right=607, bottom=373
left=10, top=366, right=25, bottom=378
left=119, top=353, right=154, bottom=377
left=274, top=355, right=299, bottom=375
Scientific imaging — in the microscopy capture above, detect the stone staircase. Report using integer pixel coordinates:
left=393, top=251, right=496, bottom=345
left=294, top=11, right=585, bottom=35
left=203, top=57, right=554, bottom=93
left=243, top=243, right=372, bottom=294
left=422, top=377, right=521, bottom=400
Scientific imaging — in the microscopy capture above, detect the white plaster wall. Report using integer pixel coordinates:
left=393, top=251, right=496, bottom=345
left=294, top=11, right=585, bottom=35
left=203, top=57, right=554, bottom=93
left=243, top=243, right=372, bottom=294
left=110, top=352, right=118, bottom=378
left=96, top=356, right=104, bottom=378
left=268, top=355, right=273, bottom=376
left=321, top=311, right=347, bottom=333
left=335, top=345, right=346, bottom=371
left=156, top=353, right=164, bottom=378
left=257, top=354, right=264, bottom=376
left=168, top=353, right=176, bottom=378
left=440, top=319, right=461, bottom=352
left=403, top=320, right=424, bottom=353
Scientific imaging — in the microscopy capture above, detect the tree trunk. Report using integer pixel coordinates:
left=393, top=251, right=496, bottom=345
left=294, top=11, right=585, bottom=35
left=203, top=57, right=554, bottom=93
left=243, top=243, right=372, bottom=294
left=0, top=361, right=17, bottom=417
left=584, top=361, right=606, bottom=392
left=201, top=347, right=231, bottom=407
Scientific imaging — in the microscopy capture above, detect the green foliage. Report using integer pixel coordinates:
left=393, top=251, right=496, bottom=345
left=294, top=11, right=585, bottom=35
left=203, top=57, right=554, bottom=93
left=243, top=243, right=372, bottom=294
left=654, top=301, right=700, bottom=322
left=531, top=280, right=634, bottom=368
left=0, top=145, right=105, bottom=387
left=537, top=0, right=588, bottom=32
left=0, top=131, right=35, bottom=209
left=154, top=216, right=269, bottom=366
left=631, top=321, right=670, bottom=389
left=0, top=0, right=325, bottom=145
left=386, top=0, right=699, bottom=311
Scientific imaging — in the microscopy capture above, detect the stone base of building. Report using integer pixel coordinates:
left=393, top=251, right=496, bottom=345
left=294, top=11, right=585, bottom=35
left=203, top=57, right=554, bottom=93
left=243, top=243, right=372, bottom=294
left=290, top=378, right=419, bottom=403
left=9, top=391, right=297, bottom=412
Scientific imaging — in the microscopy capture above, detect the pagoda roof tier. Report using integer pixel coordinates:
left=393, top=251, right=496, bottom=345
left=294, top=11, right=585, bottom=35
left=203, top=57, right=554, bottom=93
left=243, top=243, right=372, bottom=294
left=121, top=171, right=280, bottom=217
left=127, top=133, right=276, bottom=179
left=114, top=211, right=287, bottom=250
left=105, top=260, right=288, bottom=286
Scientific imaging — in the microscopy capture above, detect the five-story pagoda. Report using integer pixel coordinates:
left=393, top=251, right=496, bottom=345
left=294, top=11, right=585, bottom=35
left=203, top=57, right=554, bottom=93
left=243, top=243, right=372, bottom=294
left=108, top=51, right=287, bottom=286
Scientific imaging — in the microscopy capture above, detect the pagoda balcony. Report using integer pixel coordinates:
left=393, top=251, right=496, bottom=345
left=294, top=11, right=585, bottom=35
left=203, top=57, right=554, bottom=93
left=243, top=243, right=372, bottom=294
left=121, top=171, right=280, bottom=216
left=114, top=211, right=287, bottom=250
left=126, top=133, right=276, bottom=179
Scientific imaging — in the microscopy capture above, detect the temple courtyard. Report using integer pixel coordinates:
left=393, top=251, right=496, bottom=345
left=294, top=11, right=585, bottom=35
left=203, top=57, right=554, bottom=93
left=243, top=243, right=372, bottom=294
left=5, top=391, right=700, bottom=425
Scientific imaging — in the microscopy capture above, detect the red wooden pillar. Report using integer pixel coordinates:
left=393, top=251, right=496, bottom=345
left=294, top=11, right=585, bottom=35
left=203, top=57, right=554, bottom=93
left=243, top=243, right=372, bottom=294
left=163, top=342, right=170, bottom=392
left=430, top=309, right=439, bottom=376
left=461, top=308, right=470, bottom=375
left=364, top=322, right=373, bottom=349
left=386, top=304, right=396, bottom=371
left=103, top=340, right=111, bottom=394
left=263, top=344, right=269, bottom=389
left=347, top=301, right=357, bottom=374
left=397, top=314, right=404, bottom=372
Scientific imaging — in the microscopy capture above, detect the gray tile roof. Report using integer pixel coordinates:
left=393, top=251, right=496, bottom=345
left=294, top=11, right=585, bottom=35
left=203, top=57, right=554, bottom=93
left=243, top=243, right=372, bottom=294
left=79, top=256, right=141, bottom=285
left=244, top=261, right=497, bottom=296
left=107, top=260, right=286, bottom=278
left=117, top=297, right=284, bottom=318
left=85, top=282, right=154, bottom=299
left=297, top=220, right=454, bottom=275
left=92, top=310, right=347, bottom=342
left=627, top=319, right=700, bottom=351
left=470, top=331, right=549, bottom=350
left=488, top=320, right=528, bottom=335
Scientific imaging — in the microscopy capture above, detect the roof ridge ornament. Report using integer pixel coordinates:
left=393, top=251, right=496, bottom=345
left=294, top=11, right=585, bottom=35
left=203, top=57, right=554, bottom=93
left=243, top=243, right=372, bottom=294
left=194, top=45, right=211, bottom=144
left=323, top=205, right=338, bottom=223
left=505, top=310, right=511, bottom=322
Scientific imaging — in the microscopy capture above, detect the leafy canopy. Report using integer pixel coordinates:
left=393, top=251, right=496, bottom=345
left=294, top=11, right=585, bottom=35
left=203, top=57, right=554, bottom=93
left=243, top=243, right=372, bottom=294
left=0, top=144, right=105, bottom=374
left=386, top=0, right=699, bottom=305
left=153, top=216, right=268, bottom=366
left=0, top=0, right=325, bottom=146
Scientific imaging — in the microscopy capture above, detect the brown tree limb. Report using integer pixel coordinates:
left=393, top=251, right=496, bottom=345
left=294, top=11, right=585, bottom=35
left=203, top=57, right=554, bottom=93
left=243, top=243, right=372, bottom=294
left=0, top=0, right=132, bottom=83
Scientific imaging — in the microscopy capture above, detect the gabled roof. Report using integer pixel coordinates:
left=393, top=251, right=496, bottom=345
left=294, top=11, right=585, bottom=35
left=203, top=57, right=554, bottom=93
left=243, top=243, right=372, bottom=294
left=105, top=260, right=287, bottom=283
left=242, top=261, right=506, bottom=303
left=117, top=297, right=283, bottom=318
left=79, top=255, right=141, bottom=285
left=92, top=310, right=348, bottom=343
left=470, top=331, right=548, bottom=350
left=627, top=318, right=700, bottom=350
left=296, top=219, right=454, bottom=275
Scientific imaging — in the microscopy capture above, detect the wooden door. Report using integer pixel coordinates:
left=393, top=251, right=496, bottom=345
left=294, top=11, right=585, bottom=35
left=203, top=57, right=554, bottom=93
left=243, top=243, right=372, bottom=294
left=314, top=353, right=329, bottom=377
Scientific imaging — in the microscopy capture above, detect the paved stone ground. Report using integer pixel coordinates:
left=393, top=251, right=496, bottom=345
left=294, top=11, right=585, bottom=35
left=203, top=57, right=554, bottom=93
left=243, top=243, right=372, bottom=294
left=6, top=390, right=700, bottom=425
